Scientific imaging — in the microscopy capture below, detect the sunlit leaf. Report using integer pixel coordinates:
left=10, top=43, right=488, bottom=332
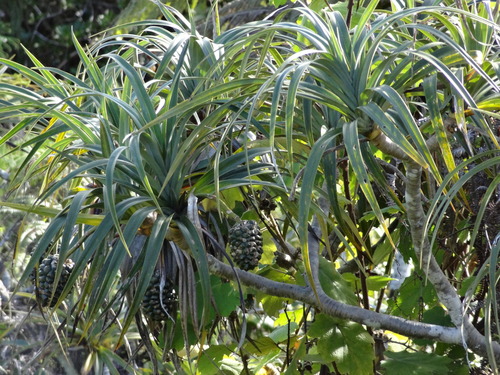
left=381, top=351, right=453, bottom=375
left=309, top=315, right=374, bottom=375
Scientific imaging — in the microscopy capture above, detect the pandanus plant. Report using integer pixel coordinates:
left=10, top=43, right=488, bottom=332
left=0, top=6, right=281, bottom=372
left=221, top=2, right=500, bottom=371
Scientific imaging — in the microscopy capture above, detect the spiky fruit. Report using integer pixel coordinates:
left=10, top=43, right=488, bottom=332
left=228, top=220, right=263, bottom=271
left=142, top=270, right=177, bottom=322
left=31, top=254, right=74, bottom=307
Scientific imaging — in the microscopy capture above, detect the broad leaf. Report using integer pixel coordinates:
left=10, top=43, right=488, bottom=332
left=381, top=351, right=453, bottom=375
left=309, top=314, right=374, bottom=375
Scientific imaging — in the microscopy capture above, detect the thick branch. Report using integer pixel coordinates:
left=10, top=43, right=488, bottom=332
left=371, top=126, right=500, bottom=362
left=404, top=160, right=499, bottom=361
left=207, top=254, right=462, bottom=344
left=368, top=126, right=409, bottom=161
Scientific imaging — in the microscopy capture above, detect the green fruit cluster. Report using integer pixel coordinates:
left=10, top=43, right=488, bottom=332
left=228, top=220, right=263, bottom=271
left=142, top=270, right=177, bottom=322
left=31, top=254, right=74, bottom=307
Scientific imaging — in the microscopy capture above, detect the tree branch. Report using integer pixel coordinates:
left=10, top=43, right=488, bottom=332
left=207, top=254, right=463, bottom=344
left=371, top=123, right=500, bottom=362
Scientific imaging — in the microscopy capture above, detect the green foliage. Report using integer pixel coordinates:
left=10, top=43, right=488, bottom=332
left=388, top=271, right=438, bottom=320
left=197, top=345, right=234, bottom=375
left=317, top=257, right=358, bottom=305
left=205, top=275, right=241, bottom=318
